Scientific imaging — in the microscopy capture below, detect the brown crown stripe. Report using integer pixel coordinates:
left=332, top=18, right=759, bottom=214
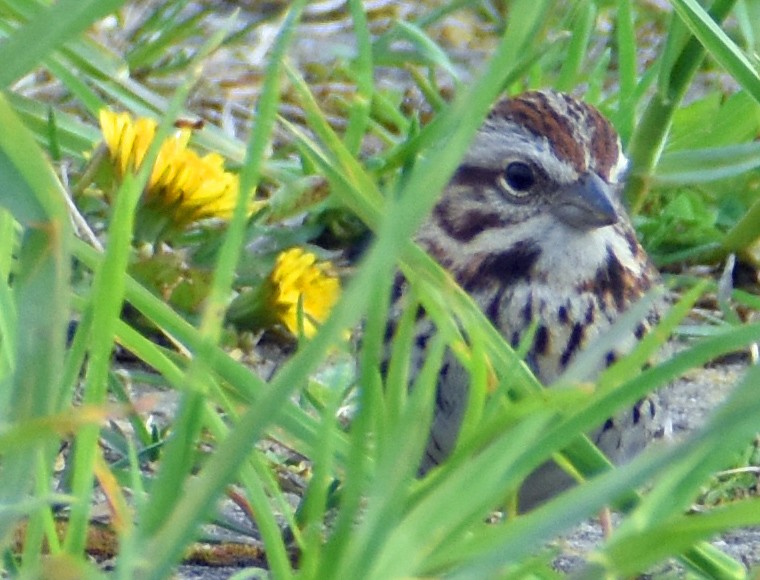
left=586, top=106, right=620, bottom=181
left=490, top=92, right=587, bottom=174
left=490, top=91, right=620, bottom=181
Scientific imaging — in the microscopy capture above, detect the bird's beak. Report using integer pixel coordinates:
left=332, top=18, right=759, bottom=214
left=552, top=172, right=619, bottom=230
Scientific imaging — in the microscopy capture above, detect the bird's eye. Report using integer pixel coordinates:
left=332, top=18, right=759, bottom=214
left=501, top=162, right=535, bottom=195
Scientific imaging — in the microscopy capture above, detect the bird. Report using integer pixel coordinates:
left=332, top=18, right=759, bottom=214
left=394, top=89, right=664, bottom=510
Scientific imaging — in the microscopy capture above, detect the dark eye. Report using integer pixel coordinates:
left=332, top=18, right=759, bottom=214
left=503, top=162, right=535, bottom=193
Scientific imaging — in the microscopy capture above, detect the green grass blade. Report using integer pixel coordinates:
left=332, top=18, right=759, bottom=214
left=615, top=0, right=637, bottom=143
left=0, top=0, right=126, bottom=88
left=625, top=0, right=738, bottom=212
left=0, top=92, right=71, bottom=542
left=670, top=0, right=760, bottom=102
left=556, top=3, right=595, bottom=93
left=655, top=142, right=760, bottom=184
left=343, top=0, right=374, bottom=155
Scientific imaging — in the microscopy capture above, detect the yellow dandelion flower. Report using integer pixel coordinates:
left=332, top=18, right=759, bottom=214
left=99, top=110, right=158, bottom=176
left=98, top=109, right=260, bottom=240
left=226, top=248, right=341, bottom=338
left=267, top=248, right=341, bottom=337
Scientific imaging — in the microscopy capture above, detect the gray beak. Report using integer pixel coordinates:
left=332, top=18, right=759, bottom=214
left=552, top=172, right=618, bottom=230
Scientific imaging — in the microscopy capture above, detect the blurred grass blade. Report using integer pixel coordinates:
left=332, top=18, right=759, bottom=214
left=332, top=332, right=446, bottom=578
left=556, top=3, right=595, bottom=93
left=0, top=93, right=71, bottom=542
left=368, top=413, right=554, bottom=579
left=446, top=321, right=760, bottom=576
left=614, top=0, right=637, bottom=142
left=144, top=8, right=297, bottom=576
left=136, top=9, right=242, bottom=537
left=591, top=363, right=760, bottom=577
left=437, top=433, right=743, bottom=578
left=670, top=0, right=760, bottom=102
left=590, top=502, right=760, bottom=577
left=0, top=0, right=126, bottom=88
left=343, top=0, right=374, bottom=155
left=7, top=92, right=100, bottom=159
left=655, top=141, right=760, bottom=183
left=625, top=0, right=737, bottom=212
left=721, top=196, right=760, bottom=255
left=0, top=213, right=16, bottom=379
left=373, top=20, right=459, bottom=79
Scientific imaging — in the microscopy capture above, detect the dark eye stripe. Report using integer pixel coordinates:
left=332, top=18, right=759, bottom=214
left=450, top=165, right=502, bottom=188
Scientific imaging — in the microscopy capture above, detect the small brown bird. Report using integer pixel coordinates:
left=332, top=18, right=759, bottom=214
left=402, top=90, right=664, bottom=509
